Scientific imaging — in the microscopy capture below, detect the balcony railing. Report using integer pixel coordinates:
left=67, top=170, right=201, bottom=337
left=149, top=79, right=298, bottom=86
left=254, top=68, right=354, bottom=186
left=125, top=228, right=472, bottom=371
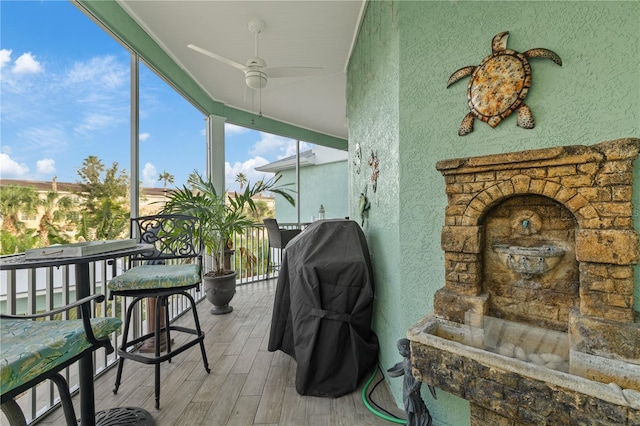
left=0, top=222, right=299, bottom=424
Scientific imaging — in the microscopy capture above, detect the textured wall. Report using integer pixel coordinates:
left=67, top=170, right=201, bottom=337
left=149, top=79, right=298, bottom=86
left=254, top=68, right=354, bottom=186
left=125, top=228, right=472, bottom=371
left=348, top=1, right=639, bottom=425
left=347, top=0, right=402, bottom=405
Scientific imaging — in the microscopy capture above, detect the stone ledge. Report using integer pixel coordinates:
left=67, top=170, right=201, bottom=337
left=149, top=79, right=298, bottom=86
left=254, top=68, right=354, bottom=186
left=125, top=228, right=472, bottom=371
left=569, top=311, right=640, bottom=365
left=436, top=138, right=640, bottom=174
left=408, top=314, right=640, bottom=425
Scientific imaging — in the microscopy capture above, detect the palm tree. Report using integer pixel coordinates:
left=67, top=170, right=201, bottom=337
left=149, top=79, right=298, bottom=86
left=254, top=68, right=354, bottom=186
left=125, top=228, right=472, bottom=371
left=158, top=170, right=175, bottom=191
left=1, top=228, right=40, bottom=255
left=75, top=198, right=129, bottom=241
left=162, top=170, right=295, bottom=276
left=246, top=199, right=272, bottom=222
left=73, top=155, right=130, bottom=239
left=38, top=191, right=73, bottom=246
left=0, top=185, right=39, bottom=234
left=38, top=191, right=58, bottom=246
left=235, top=173, right=248, bottom=190
left=187, top=171, right=201, bottom=191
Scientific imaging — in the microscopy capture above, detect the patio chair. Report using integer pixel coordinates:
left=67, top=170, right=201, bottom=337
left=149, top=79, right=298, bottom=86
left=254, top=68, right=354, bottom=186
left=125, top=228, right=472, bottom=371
left=108, top=214, right=210, bottom=409
left=1, top=295, right=121, bottom=426
left=263, top=218, right=301, bottom=271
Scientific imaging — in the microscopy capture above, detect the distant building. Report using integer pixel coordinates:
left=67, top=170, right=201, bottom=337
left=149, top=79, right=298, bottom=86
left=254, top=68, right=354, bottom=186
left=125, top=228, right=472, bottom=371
left=0, top=179, right=275, bottom=239
left=0, top=178, right=169, bottom=240
left=226, top=192, right=275, bottom=213
left=255, top=146, right=348, bottom=224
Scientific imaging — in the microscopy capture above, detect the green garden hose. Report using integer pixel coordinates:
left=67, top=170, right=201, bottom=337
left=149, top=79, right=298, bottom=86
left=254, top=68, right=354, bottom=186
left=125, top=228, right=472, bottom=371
left=361, top=367, right=406, bottom=424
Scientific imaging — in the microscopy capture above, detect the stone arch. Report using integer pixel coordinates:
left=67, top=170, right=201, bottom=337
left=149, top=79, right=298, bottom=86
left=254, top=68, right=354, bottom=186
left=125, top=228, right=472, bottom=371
left=482, top=194, right=580, bottom=331
left=461, top=174, right=596, bottom=227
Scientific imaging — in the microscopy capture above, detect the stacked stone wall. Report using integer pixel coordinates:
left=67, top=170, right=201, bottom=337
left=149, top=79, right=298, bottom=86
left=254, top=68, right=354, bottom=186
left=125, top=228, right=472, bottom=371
left=418, top=139, right=640, bottom=424
left=435, top=138, right=640, bottom=325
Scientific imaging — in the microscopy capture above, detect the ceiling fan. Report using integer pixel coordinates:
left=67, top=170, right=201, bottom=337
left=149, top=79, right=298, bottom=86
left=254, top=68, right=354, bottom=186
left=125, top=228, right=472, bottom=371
left=187, top=19, right=323, bottom=91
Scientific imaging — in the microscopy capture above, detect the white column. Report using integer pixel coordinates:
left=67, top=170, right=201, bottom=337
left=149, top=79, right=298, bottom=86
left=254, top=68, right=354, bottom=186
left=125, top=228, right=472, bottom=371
left=206, top=114, right=226, bottom=194
left=296, top=140, right=301, bottom=226
left=129, top=53, right=140, bottom=219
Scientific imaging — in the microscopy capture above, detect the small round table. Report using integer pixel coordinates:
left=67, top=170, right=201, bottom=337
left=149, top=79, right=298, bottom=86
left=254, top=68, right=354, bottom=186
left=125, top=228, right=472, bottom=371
left=1, top=243, right=155, bottom=426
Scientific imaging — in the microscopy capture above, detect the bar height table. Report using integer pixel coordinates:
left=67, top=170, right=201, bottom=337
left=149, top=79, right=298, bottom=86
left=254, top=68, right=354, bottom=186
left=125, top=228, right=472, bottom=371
left=1, top=243, right=155, bottom=426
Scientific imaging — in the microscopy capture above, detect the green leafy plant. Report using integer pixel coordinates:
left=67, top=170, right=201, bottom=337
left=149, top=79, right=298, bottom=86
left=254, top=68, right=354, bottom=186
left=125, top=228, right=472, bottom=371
left=161, top=170, right=294, bottom=276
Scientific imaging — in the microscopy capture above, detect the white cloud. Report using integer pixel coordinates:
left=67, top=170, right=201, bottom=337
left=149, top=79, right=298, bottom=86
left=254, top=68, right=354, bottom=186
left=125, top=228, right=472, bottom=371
left=13, top=52, right=43, bottom=75
left=74, top=113, right=121, bottom=134
left=225, top=123, right=250, bottom=135
left=142, top=162, right=158, bottom=187
left=282, top=141, right=312, bottom=158
left=19, top=125, right=68, bottom=153
left=0, top=153, right=29, bottom=177
left=61, top=56, right=129, bottom=135
left=225, top=156, right=271, bottom=191
left=250, top=134, right=311, bottom=160
left=65, top=56, right=126, bottom=89
left=36, top=158, right=56, bottom=175
left=1, top=51, right=129, bottom=181
left=139, top=132, right=151, bottom=142
left=250, top=132, right=295, bottom=157
left=0, top=49, right=11, bottom=70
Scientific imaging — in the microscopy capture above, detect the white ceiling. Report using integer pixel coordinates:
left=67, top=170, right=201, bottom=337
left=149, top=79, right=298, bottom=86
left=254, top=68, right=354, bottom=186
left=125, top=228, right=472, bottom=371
left=117, top=1, right=367, bottom=141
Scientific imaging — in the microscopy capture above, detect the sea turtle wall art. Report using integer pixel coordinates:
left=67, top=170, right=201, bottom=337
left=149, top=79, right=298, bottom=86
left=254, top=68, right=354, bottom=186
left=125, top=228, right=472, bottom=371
left=447, top=31, right=562, bottom=136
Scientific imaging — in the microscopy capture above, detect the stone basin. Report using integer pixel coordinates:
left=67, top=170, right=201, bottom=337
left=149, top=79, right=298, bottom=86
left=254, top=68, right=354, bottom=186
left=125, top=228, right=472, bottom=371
left=493, top=243, right=565, bottom=279
left=407, top=314, right=640, bottom=416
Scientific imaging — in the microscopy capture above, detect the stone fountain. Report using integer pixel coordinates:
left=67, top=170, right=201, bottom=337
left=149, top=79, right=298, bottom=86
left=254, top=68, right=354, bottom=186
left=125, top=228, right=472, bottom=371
left=407, top=138, right=640, bottom=425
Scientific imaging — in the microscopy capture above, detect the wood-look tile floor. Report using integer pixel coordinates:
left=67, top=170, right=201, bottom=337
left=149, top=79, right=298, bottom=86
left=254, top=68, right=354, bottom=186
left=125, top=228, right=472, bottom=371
left=39, top=279, right=405, bottom=425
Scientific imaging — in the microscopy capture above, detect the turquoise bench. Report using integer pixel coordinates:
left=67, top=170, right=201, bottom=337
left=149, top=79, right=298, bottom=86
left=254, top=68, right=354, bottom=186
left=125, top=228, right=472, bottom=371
left=0, top=295, right=121, bottom=426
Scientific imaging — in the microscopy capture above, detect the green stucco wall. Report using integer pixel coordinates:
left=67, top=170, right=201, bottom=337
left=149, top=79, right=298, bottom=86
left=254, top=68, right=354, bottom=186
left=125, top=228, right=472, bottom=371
left=348, top=2, right=639, bottom=425
left=275, top=161, right=348, bottom=224
left=347, top=0, right=404, bottom=415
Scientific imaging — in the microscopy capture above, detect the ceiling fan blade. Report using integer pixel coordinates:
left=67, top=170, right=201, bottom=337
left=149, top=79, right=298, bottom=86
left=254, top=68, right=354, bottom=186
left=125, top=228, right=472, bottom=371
left=266, top=66, right=324, bottom=78
left=261, top=71, right=344, bottom=94
left=187, top=44, right=247, bottom=72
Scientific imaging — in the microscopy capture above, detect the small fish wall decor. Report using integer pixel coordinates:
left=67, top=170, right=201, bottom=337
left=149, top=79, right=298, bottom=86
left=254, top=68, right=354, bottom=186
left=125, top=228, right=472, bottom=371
left=368, top=150, right=379, bottom=193
left=359, top=191, right=371, bottom=227
left=353, top=143, right=362, bottom=174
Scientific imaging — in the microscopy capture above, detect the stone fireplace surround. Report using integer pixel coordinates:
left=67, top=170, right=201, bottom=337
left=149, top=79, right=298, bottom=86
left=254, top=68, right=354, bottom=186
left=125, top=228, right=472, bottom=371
left=408, top=138, right=640, bottom=425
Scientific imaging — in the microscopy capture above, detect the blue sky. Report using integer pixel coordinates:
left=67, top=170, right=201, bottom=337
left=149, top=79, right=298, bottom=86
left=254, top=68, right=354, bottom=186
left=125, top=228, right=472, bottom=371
left=0, top=1, right=310, bottom=192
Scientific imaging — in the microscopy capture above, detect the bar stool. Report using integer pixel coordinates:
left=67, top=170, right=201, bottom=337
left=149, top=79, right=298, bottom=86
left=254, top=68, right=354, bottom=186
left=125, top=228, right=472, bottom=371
left=263, top=218, right=301, bottom=272
left=108, top=214, right=210, bottom=409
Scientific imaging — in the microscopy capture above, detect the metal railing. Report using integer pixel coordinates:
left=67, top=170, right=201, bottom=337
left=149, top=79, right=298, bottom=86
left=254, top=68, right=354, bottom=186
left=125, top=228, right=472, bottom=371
left=0, top=222, right=299, bottom=424
left=226, top=222, right=302, bottom=284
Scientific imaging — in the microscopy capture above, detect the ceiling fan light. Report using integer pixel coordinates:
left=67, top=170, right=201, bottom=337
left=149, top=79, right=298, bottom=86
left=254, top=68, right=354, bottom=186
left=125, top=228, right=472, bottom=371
left=245, top=71, right=267, bottom=89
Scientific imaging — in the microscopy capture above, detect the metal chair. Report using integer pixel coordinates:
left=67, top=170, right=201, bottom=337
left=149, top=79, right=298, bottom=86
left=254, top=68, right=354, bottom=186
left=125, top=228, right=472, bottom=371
left=263, top=218, right=301, bottom=271
left=108, top=214, right=210, bottom=409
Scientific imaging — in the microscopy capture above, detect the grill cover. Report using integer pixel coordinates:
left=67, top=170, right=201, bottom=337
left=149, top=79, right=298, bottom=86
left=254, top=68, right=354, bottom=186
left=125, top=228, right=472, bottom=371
left=268, top=219, right=379, bottom=397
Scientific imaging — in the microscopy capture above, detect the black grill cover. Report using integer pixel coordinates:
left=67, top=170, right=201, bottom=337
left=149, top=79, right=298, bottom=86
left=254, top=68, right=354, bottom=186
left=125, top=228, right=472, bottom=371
left=268, top=219, right=379, bottom=397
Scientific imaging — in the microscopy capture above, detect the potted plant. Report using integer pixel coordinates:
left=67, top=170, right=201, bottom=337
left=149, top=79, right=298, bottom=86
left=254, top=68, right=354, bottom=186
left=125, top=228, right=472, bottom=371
left=161, top=170, right=294, bottom=314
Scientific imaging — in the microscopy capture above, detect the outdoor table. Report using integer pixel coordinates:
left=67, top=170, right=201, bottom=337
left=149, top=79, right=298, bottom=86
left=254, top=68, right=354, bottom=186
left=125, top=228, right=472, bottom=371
left=0, top=243, right=155, bottom=426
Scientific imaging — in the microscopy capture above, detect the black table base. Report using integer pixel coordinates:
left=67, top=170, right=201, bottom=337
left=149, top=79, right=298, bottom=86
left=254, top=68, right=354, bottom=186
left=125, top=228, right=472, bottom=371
left=93, top=407, right=154, bottom=425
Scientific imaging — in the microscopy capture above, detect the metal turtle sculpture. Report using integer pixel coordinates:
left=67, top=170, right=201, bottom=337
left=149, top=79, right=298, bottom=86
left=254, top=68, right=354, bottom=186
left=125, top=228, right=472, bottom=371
left=447, top=31, right=562, bottom=136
